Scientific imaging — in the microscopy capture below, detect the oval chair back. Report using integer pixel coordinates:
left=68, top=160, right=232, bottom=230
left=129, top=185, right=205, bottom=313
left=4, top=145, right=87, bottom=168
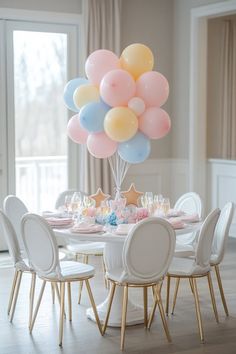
left=174, top=192, right=203, bottom=218
left=54, top=189, right=77, bottom=209
left=121, top=217, right=176, bottom=283
left=211, top=202, right=235, bottom=265
left=0, top=210, right=22, bottom=265
left=21, top=213, right=60, bottom=278
left=4, top=195, right=28, bottom=253
left=195, top=209, right=220, bottom=268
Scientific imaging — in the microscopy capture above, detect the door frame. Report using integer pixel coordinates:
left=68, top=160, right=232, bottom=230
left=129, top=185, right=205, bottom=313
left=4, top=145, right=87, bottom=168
left=189, top=0, right=236, bottom=210
left=0, top=7, right=85, bottom=199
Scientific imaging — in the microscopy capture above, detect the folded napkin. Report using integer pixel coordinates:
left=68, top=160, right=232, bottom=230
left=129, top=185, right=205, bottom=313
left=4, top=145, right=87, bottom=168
left=115, top=224, right=135, bottom=235
left=167, top=209, right=186, bottom=217
left=168, top=217, right=185, bottom=229
left=70, top=222, right=104, bottom=233
left=46, top=217, right=74, bottom=228
left=42, top=210, right=67, bottom=218
left=180, top=213, right=200, bottom=223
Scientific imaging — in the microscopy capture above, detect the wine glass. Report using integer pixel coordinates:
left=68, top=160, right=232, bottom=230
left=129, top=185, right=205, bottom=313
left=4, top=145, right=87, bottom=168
left=161, top=198, right=170, bottom=217
left=71, top=192, right=82, bottom=213
left=140, top=195, right=148, bottom=208
left=64, top=195, right=72, bottom=215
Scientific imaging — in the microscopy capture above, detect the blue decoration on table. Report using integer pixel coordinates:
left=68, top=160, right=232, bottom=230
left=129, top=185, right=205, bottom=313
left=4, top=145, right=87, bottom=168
left=106, top=211, right=118, bottom=226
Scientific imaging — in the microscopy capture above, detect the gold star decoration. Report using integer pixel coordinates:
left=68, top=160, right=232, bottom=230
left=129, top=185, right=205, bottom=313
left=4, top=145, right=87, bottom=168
left=89, top=188, right=110, bottom=207
left=121, top=183, right=144, bottom=206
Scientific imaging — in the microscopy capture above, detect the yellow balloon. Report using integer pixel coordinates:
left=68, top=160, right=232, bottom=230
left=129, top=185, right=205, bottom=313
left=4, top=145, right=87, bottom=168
left=104, top=107, right=138, bottom=142
left=73, top=84, right=100, bottom=108
left=120, top=43, right=154, bottom=80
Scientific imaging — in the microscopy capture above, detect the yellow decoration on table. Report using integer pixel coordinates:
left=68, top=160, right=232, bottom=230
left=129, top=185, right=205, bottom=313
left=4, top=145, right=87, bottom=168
left=121, top=183, right=143, bottom=206
left=89, top=188, right=110, bottom=207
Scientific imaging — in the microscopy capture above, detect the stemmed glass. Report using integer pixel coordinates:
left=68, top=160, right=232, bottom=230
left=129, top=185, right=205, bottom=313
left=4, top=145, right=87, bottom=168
left=64, top=195, right=72, bottom=215
left=161, top=198, right=170, bottom=217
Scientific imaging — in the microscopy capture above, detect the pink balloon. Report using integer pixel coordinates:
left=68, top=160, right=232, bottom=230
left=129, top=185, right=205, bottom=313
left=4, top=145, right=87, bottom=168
left=85, top=49, right=120, bottom=86
left=67, top=114, right=88, bottom=144
left=128, top=97, right=145, bottom=116
left=139, top=107, right=171, bottom=139
left=136, top=71, right=169, bottom=107
left=100, top=69, right=136, bottom=107
left=87, top=132, right=118, bottom=158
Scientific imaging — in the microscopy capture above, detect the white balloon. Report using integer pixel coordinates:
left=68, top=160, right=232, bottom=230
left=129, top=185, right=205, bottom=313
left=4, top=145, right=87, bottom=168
left=128, top=97, right=146, bottom=116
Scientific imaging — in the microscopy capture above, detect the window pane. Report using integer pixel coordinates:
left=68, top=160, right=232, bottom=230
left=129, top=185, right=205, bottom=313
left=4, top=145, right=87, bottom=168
left=13, top=31, right=68, bottom=211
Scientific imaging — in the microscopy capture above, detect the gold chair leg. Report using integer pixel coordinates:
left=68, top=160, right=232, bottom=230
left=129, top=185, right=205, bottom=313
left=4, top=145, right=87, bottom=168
left=171, top=278, right=180, bottom=315
left=10, top=270, right=22, bottom=322
left=155, top=285, right=172, bottom=343
left=102, top=257, right=109, bottom=289
left=78, top=255, right=88, bottom=304
left=143, top=286, right=148, bottom=328
left=102, top=282, right=116, bottom=335
left=30, top=280, right=46, bottom=332
left=147, top=285, right=158, bottom=329
left=59, top=282, right=65, bottom=347
left=214, top=265, right=229, bottom=316
left=166, top=275, right=171, bottom=315
left=7, top=270, right=19, bottom=315
left=121, top=285, right=128, bottom=351
left=192, top=278, right=204, bottom=343
left=85, top=279, right=102, bottom=335
left=29, top=273, right=36, bottom=329
left=51, top=283, right=55, bottom=304
left=67, top=282, right=72, bottom=321
left=189, top=278, right=194, bottom=293
left=207, top=272, right=219, bottom=323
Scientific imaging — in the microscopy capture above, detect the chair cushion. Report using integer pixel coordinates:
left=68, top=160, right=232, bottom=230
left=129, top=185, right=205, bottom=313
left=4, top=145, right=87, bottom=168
left=174, top=243, right=195, bottom=258
left=15, top=258, right=33, bottom=272
left=43, top=261, right=95, bottom=280
left=168, top=257, right=210, bottom=276
left=106, top=267, right=162, bottom=285
left=210, top=254, right=219, bottom=265
left=66, top=242, right=105, bottom=255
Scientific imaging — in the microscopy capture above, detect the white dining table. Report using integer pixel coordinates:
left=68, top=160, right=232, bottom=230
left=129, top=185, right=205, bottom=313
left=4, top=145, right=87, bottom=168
left=54, top=222, right=201, bottom=327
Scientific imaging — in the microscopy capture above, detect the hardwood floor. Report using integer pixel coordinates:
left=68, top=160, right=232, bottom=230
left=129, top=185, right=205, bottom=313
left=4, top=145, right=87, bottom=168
left=0, top=239, right=236, bottom=354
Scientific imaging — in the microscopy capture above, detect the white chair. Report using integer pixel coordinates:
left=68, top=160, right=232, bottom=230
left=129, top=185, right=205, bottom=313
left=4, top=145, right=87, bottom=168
left=55, top=190, right=107, bottom=303
left=21, top=213, right=102, bottom=346
left=0, top=210, right=36, bottom=326
left=174, top=192, right=202, bottom=250
left=3, top=195, right=28, bottom=257
left=164, top=209, right=220, bottom=343
left=172, top=202, right=235, bottom=317
left=102, top=217, right=176, bottom=350
left=210, top=202, right=235, bottom=316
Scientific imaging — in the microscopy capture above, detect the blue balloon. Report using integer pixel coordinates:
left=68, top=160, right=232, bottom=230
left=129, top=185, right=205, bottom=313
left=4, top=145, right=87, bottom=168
left=118, top=132, right=151, bottom=164
left=79, top=101, right=111, bottom=133
left=63, top=77, right=88, bottom=112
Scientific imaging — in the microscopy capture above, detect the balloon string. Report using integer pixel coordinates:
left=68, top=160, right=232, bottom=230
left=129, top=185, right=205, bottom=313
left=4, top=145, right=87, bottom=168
left=108, top=153, right=130, bottom=199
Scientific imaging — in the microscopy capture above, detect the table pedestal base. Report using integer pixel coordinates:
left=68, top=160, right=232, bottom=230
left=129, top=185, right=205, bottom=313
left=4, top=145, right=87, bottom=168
left=86, top=285, right=144, bottom=327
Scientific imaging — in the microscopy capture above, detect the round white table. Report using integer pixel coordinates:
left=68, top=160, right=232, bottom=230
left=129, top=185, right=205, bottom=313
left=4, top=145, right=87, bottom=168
left=54, top=222, right=201, bottom=327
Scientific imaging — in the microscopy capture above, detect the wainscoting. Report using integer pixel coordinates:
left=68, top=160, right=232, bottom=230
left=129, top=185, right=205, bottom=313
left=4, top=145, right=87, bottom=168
left=124, top=158, right=236, bottom=237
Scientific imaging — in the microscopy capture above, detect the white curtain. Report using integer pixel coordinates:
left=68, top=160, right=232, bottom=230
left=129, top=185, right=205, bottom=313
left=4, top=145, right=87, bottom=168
left=80, top=0, right=122, bottom=195
left=220, top=20, right=236, bottom=159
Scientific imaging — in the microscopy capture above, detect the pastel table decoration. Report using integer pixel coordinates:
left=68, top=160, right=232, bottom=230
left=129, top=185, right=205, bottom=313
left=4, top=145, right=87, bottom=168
left=89, top=188, right=110, bottom=207
left=121, top=183, right=143, bottom=206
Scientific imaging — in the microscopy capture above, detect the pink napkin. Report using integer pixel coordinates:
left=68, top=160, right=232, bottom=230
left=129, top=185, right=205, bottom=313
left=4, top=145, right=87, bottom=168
left=70, top=222, right=104, bottom=233
left=180, top=213, right=200, bottom=223
left=168, top=217, right=185, bottom=229
left=167, top=209, right=186, bottom=217
left=46, top=217, right=74, bottom=228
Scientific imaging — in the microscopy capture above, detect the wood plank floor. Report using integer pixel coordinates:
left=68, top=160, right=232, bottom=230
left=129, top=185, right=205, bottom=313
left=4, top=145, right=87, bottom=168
left=0, top=239, right=236, bottom=354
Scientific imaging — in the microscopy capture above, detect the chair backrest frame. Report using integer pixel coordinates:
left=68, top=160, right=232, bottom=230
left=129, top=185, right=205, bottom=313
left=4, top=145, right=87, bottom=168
left=195, top=208, right=220, bottom=268
left=212, top=202, right=235, bottom=264
left=122, top=217, right=176, bottom=283
left=21, top=213, right=60, bottom=278
left=3, top=195, right=28, bottom=253
left=0, top=210, right=22, bottom=265
left=174, top=192, right=203, bottom=218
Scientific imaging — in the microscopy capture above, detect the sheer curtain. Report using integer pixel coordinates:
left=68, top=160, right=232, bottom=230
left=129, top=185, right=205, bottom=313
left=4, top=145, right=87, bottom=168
left=220, top=19, right=236, bottom=159
left=80, top=0, right=122, bottom=195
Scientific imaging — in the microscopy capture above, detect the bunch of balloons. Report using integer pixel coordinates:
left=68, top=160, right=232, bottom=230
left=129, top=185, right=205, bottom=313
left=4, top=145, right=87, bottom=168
left=64, top=43, right=171, bottom=164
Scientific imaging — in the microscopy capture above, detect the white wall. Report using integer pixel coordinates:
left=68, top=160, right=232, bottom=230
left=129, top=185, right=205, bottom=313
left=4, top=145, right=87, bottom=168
left=121, top=0, right=173, bottom=159
left=172, top=0, right=230, bottom=159
left=0, top=0, right=82, bottom=13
